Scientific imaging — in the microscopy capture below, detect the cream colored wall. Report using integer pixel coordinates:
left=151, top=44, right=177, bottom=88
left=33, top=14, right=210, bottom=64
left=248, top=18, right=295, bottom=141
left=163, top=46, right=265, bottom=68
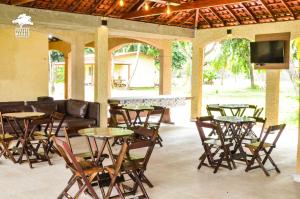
left=113, top=54, right=157, bottom=87
left=0, top=27, right=48, bottom=101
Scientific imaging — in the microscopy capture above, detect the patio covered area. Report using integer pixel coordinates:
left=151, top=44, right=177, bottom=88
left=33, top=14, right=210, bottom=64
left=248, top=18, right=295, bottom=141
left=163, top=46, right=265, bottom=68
left=0, top=0, right=300, bottom=198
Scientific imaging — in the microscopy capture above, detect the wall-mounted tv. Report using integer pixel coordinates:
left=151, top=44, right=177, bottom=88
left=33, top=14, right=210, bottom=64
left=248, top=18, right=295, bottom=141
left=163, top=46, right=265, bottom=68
left=250, top=40, right=285, bottom=64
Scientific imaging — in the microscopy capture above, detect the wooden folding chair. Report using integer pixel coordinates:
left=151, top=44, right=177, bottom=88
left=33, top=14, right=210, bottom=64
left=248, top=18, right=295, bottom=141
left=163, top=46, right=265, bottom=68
left=109, top=109, right=131, bottom=129
left=105, top=141, right=129, bottom=199
left=243, top=117, right=267, bottom=142
left=196, top=116, right=236, bottom=173
left=109, top=109, right=132, bottom=146
left=127, top=127, right=158, bottom=189
left=143, top=106, right=165, bottom=147
left=245, top=124, right=286, bottom=176
left=253, top=107, right=264, bottom=118
left=206, top=105, right=226, bottom=117
left=64, top=126, right=108, bottom=163
left=52, top=136, right=102, bottom=199
left=0, top=112, right=16, bottom=163
left=34, top=112, right=65, bottom=154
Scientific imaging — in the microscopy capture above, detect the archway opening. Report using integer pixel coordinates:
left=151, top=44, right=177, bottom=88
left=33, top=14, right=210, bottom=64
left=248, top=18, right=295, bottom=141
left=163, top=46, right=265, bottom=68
left=111, top=43, right=160, bottom=97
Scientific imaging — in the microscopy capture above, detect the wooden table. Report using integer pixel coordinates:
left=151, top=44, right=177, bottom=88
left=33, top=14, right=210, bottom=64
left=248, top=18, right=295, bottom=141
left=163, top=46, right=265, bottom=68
left=3, top=112, right=45, bottom=164
left=214, top=116, right=256, bottom=163
left=122, top=105, right=154, bottom=126
left=78, top=127, right=133, bottom=164
left=219, top=104, right=249, bottom=116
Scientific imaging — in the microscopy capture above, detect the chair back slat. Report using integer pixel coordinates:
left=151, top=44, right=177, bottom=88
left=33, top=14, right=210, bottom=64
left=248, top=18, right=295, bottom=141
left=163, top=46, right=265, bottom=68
left=0, top=112, right=5, bottom=139
left=259, top=124, right=286, bottom=149
left=143, top=106, right=165, bottom=129
left=109, top=109, right=130, bottom=128
left=51, top=112, right=65, bottom=136
left=253, top=107, right=264, bottom=118
left=206, top=105, right=226, bottom=117
left=52, top=137, right=76, bottom=171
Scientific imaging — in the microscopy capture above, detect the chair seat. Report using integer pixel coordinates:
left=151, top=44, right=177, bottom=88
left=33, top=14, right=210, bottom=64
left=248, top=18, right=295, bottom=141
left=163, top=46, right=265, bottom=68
left=34, top=131, right=55, bottom=137
left=76, top=160, right=104, bottom=176
left=0, top=133, right=15, bottom=141
left=204, top=139, right=231, bottom=146
left=245, top=142, right=273, bottom=149
left=32, top=134, right=48, bottom=140
left=75, top=152, right=109, bottom=162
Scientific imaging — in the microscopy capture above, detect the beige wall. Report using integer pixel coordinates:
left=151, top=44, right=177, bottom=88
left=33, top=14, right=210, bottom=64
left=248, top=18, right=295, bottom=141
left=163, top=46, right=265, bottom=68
left=113, top=53, right=157, bottom=87
left=0, top=27, right=48, bottom=101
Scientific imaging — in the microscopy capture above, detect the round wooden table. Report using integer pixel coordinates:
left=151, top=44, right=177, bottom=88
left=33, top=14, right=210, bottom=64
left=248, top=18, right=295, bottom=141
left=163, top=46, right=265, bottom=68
left=78, top=127, right=133, bottom=164
left=2, top=112, right=45, bottom=164
left=214, top=116, right=256, bottom=163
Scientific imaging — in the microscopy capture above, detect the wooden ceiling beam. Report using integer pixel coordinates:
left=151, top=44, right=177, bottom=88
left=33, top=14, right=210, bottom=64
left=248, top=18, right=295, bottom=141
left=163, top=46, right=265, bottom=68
left=259, top=0, right=276, bottom=21
left=279, top=0, right=295, bottom=19
left=182, top=12, right=195, bottom=25
left=10, top=0, right=34, bottom=5
left=194, top=8, right=199, bottom=28
left=225, top=5, right=241, bottom=24
left=50, top=0, right=61, bottom=9
left=105, top=1, right=120, bottom=16
left=88, top=0, right=105, bottom=14
left=209, top=7, right=225, bottom=26
left=125, top=0, right=144, bottom=13
left=123, top=0, right=251, bottom=19
left=240, top=3, right=258, bottom=23
left=198, top=9, right=212, bottom=28
left=68, top=0, right=82, bottom=12
left=167, top=12, right=181, bottom=24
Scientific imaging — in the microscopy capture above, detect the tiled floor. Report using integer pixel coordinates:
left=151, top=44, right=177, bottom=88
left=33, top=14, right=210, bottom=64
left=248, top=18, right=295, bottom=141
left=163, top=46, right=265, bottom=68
left=0, top=122, right=299, bottom=199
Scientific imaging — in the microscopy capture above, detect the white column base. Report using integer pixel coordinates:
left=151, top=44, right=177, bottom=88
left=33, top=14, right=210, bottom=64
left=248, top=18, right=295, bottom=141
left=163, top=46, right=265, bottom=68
left=293, top=174, right=300, bottom=182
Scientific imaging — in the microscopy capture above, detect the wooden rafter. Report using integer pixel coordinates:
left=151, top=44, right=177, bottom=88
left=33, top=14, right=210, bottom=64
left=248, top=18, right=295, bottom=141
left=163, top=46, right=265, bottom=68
left=194, top=8, right=199, bottom=28
left=105, top=1, right=120, bottom=16
left=167, top=12, right=181, bottom=24
left=123, top=0, right=251, bottom=19
left=259, top=0, right=276, bottom=21
left=198, top=9, right=212, bottom=27
left=50, top=0, right=61, bottom=9
left=225, top=5, right=241, bottom=24
left=279, top=0, right=295, bottom=19
left=10, top=0, right=34, bottom=5
left=68, top=0, right=82, bottom=12
left=209, top=7, right=225, bottom=26
left=88, top=0, right=105, bottom=14
left=182, top=12, right=196, bottom=25
left=125, top=0, right=144, bottom=13
left=240, top=3, right=258, bottom=23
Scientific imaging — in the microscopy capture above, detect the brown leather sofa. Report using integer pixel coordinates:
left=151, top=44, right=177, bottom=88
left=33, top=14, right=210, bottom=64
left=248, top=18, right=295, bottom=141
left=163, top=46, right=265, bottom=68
left=0, top=99, right=100, bottom=132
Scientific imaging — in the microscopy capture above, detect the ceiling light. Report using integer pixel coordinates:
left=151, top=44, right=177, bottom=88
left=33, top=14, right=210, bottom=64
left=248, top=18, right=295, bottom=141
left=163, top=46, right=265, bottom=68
left=144, top=1, right=149, bottom=11
left=119, top=0, right=124, bottom=7
left=166, top=3, right=171, bottom=15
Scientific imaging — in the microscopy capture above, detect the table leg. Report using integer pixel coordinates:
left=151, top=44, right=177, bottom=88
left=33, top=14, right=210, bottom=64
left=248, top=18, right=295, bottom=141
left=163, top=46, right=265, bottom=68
left=161, top=108, right=174, bottom=124
left=95, top=138, right=108, bottom=165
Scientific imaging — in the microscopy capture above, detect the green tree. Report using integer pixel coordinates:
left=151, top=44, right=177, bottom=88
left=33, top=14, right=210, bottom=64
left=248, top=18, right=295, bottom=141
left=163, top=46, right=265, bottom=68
left=208, top=38, right=255, bottom=88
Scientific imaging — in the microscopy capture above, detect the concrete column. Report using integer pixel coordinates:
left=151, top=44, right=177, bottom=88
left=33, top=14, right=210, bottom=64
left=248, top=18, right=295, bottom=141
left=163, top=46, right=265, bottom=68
left=159, top=41, right=172, bottom=95
left=265, top=70, right=280, bottom=126
left=295, top=39, right=300, bottom=179
left=69, top=38, right=85, bottom=100
left=191, top=41, right=204, bottom=119
left=95, top=26, right=110, bottom=127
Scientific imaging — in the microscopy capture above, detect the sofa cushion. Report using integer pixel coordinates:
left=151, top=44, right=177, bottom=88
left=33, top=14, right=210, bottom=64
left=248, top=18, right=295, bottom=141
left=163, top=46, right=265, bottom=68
left=66, top=100, right=88, bottom=118
left=31, top=103, right=58, bottom=115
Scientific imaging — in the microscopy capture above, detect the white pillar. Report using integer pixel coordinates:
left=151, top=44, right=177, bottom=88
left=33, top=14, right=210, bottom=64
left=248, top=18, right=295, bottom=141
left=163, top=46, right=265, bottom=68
left=159, top=41, right=172, bottom=95
left=69, top=38, right=85, bottom=100
left=95, top=26, right=110, bottom=127
left=191, top=41, right=204, bottom=120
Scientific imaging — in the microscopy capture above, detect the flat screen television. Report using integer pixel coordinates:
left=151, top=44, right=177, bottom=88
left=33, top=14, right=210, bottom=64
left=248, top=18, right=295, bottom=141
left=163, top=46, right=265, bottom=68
left=250, top=40, right=285, bottom=64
